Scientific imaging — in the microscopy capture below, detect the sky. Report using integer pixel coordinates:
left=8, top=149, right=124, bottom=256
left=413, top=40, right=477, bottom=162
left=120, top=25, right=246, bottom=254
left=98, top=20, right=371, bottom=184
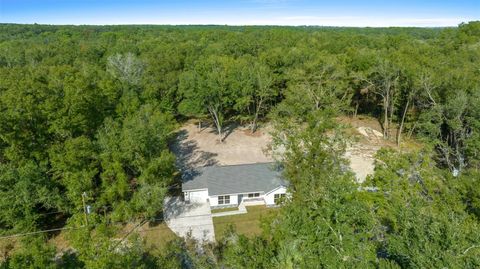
left=0, top=0, right=479, bottom=27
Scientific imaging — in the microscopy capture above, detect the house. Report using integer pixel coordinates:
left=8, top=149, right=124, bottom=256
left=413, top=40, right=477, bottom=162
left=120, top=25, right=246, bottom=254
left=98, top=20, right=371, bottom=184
left=182, top=162, right=289, bottom=208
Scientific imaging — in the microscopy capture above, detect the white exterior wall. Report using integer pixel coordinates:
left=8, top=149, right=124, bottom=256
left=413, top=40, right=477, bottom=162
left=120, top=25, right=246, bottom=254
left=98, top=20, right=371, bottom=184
left=186, top=187, right=288, bottom=207
left=185, top=189, right=209, bottom=203
left=264, top=186, right=287, bottom=205
left=209, top=194, right=239, bottom=207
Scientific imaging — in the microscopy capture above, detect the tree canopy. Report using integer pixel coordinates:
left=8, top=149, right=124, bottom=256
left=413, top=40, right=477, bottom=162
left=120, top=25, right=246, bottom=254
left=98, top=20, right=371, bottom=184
left=0, top=22, right=479, bottom=268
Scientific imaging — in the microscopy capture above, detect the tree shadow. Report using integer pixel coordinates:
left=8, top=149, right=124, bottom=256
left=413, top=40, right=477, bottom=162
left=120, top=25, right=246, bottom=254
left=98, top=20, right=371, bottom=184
left=221, top=122, right=240, bottom=141
left=163, top=197, right=208, bottom=219
left=170, top=129, right=218, bottom=188
left=204, top=122, right=240, bottom=142
left=197, top=120, right=210, bottom=133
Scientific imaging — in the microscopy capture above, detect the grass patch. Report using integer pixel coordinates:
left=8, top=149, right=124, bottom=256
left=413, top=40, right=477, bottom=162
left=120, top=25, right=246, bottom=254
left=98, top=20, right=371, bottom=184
left=138, top=222, right=178, bottom=254
left=213, top=206, right=277, bottom=241
left=117, top=221, right=178, bottom=254
left=211, top=207, right=239, bottom=214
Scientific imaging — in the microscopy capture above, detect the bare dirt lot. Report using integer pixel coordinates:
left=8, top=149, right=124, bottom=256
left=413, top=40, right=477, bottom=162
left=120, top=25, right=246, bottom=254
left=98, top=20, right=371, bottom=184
left=172, top=117, right=393, bottom=183
left=171, top=122, right=273, bottom=170
left=339, top=116, right=396, bottom=183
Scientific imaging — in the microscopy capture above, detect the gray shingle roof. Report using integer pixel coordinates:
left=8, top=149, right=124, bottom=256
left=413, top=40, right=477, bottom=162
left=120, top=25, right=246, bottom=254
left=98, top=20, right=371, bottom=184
left=182, top=162, right=288, bottom=196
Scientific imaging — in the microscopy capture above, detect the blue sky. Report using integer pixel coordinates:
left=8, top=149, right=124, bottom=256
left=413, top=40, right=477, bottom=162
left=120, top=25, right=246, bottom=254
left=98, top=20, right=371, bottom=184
left=1, top=0, right=478, bottom=27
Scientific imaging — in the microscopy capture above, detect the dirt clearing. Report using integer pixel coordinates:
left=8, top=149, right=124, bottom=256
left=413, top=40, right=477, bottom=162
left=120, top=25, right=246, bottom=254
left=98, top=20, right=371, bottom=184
left=171, top=123, right=273, bottom=169
left=339, top=116, right=396, bottom=183
left=172, top=117, right=392, bottom=183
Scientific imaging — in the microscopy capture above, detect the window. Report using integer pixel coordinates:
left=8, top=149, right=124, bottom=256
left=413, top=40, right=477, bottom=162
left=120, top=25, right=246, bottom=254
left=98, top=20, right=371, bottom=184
left=274, top=193, right=286, bottom=204
left=248, top=193, right=260, bottom=198
left=218, top=195, right=230, bottom=205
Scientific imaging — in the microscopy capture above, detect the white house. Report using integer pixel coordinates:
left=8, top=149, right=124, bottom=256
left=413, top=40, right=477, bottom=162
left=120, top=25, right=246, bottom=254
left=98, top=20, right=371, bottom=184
left=182, top=162, right=289, bottom=208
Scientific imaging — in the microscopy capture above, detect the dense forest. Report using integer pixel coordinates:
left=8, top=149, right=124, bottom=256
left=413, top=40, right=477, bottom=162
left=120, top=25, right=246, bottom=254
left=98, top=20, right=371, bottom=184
left=0, top=22, right=479, bottom=268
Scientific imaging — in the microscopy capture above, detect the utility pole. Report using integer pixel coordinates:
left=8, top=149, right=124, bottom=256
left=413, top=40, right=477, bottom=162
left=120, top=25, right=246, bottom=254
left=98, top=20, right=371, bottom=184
left=82, top=192, right=89, bottom=226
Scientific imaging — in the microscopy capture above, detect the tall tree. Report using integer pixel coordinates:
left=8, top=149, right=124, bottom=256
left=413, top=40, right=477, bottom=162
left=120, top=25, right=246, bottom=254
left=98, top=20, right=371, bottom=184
left=233, top=58, right=277, bottom=132
left=356, top=58, right=400, bottom=139
left=274, top=56, right=350, bottom=122
left=107, top=53, right=144, bottom=86
left=178, top=56, right=238, bottom=141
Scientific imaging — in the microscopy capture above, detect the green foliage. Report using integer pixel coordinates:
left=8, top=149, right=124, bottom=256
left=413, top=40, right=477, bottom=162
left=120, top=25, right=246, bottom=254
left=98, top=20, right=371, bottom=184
left=2, top=237, right=58, bottom=269
left=219, top=111, right=480, bottom=268
left=96, top=104, right=177, bottom=221
left=221, top=111, right=378, bottom=268
left=458, top=21, right=480, bottom=44
left=0, top=162, right=64, bottom=232
left=275, top=54, right=350, bottom=121
left=452, top=170, right=480, bottom=220
left=366, top=149, right=480, bottom=267
left=156, top=238, right=218, bottom=268
left=1, top=22, right=479, bottom=267
left=49, top=136, right=99, bottom=211
left=178, top=56, right=240, bottom=137
left=66, top=225, right=158, bottom=269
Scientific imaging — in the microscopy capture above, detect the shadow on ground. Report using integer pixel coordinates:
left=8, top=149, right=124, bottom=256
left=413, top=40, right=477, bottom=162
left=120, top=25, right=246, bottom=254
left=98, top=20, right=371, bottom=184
left=163, top=197, right=208, bottom=219
left=170, top=129, right=218, bottom=186
left=205, top=122, right=239, bottom=141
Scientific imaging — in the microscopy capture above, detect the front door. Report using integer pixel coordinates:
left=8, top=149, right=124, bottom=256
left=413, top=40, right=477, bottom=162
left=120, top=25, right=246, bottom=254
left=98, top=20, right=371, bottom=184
left=238, top=194, right=243, bottom=204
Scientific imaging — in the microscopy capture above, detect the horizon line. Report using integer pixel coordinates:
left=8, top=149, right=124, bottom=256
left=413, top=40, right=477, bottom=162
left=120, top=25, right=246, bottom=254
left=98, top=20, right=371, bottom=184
left=0, top=22, right=462, bottom=28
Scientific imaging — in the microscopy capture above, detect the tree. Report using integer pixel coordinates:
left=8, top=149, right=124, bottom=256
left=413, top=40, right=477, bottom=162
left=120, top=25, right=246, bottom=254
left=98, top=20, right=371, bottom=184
left=356, top=58, right=400, bottom=139
left=3, top=237, right=59, bottom=269
left=413, top=58, right=480, bottom=172
left=366, top=149, right=480, bottom=267
left=96, top=104, right=176, bottom=221
left=274, top=56, right=350, bottom=122
left=67, top=225, right=157, bottom=269
left=178, top=56, right=238, bottom=141
left=0, top=162, right=64, bottom=233
left=49, top=136, right=99, bottom=212
left=1, top=22, right=480, bottom=266
left=107, top=53, right=144, bottom=86
left=233, top=59, right=277, bottom=133
left=223, top=110, right=378, bottom=268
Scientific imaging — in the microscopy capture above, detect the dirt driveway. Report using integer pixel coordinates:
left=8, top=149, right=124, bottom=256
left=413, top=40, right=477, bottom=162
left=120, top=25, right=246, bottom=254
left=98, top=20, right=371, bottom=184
left=163, top=197, right=215, bottom=242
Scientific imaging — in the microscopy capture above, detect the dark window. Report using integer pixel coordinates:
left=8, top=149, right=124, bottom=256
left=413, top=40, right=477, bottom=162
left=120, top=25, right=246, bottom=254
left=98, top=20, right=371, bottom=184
left=218, top=195, right=230, bottom=205
left=274, top=193, right=286, bottom=204
left=248, top=193, right=260, bottom=198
